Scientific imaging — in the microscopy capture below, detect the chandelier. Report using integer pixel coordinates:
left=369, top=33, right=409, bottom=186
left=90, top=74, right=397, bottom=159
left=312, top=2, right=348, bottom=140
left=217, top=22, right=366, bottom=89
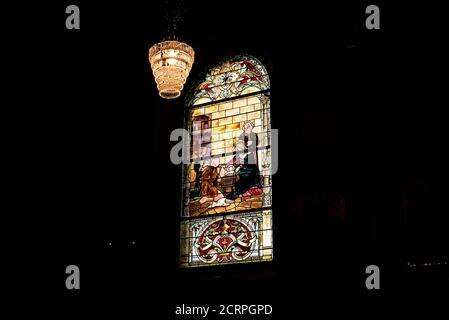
left=149, top=40, right=195, bottom=99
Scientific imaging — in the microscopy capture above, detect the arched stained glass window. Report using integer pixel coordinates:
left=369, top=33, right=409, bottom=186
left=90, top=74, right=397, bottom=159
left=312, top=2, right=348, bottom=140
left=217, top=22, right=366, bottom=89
left=180, top=54, right=273, bottom=267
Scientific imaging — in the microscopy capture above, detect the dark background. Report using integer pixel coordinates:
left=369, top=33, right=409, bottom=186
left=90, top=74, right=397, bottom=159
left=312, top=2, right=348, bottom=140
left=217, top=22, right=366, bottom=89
left=11, top=0, right=448, bottom=316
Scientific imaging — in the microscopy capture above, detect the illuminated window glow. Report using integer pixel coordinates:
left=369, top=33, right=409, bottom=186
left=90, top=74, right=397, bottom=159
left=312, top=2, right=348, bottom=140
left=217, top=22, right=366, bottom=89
left=180, top=55, right=273, bottom=267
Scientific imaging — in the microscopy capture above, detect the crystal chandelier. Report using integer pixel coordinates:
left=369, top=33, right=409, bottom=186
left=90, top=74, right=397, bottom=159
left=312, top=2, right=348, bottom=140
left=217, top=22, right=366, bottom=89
left=149, top=40, right=195, bottom=99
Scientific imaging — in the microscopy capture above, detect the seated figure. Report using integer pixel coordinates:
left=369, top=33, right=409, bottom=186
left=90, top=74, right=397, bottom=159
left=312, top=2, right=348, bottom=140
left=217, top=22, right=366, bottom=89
left=227, top=120, right=263, bottom=199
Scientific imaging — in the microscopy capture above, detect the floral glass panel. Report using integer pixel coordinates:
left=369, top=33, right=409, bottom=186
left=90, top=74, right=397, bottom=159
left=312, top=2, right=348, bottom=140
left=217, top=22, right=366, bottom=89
left=187, top=55, right=270, bottom=106
left=180, top=211, right=273, bottom=267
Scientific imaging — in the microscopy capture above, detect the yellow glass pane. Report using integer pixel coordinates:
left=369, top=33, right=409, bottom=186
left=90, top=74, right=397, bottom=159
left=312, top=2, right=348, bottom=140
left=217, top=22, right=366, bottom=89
left=232, top=114, right=246, bottom=123
left=241, top=86, right=259, bottom=95
left=192, top=108, right=204, bottom=116
left=240, top=105, right=255, bottom=113
left=212, top=111, right=225, bottom=119
left=225, top=108, right=240, bottom=117
left=193, top=97, right=211, bottom=105
left=248, top=96, right=260, bottom=105
left=232, top=98, right=247, bottom=108
left=225, top=123, right=240, bottom=131
left=225, top=139, right=234, bottom=147
left=219, top=117, right=233, bottom=126
left=248, top=111, right=261, bottom=120
left=212, top=126, right=225, bottom=134
left=218, top=102, right=233, bottom=111
left=222, top=131, right=233, bottom=139
left=205, top=104, right=219, bottom=114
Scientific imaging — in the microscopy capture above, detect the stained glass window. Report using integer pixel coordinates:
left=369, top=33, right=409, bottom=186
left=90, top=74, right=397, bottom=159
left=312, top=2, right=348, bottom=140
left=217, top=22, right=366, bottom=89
left=180, top=55, right=273, bottom=267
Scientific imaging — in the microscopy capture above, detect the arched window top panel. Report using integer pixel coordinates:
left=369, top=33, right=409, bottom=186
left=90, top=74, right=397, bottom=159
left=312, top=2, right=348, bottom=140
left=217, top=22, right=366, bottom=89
left=187, top=54, right=270, bottom=107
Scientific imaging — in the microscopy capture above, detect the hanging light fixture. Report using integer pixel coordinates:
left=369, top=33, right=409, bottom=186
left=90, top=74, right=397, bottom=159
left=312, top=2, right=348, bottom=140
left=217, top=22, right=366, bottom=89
left=149, top=0, right=194, bottom=99
left=149, top=40, right=194, bottom=99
